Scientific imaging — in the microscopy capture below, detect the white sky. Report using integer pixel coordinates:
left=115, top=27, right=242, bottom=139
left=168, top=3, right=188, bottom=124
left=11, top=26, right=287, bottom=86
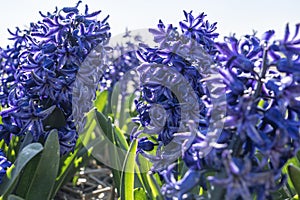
left=0, top=0, right=299, bottom=46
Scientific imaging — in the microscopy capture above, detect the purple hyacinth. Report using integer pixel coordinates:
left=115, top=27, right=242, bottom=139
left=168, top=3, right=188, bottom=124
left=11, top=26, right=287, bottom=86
left=208, top=150, right=281, bottom=200
left=99, top=29, right=142, bottom=91
left=205, top=24, right=300, bottom=199
left=0, top=1, right=111, bottom=155
left=135, top=10, right=218, bottom=145
left=134, top=10, right=300, bottom=199
left=134, top=10, right=225, bottom=196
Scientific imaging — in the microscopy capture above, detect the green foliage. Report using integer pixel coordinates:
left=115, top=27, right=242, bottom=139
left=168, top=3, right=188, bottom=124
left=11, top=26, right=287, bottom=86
left=92, top=85, right=165, bottom=199
left=0, top=143, right=43, bottom=199
left=289, top=165, right=300, bottom=196
left=14, top=152, right=41, bottom=197
left=137, top=155, right=163, bottom=200
left=0, top=85, right=175, bottom=199
left=7, top=195, right=24, bottom=200
left=120, top=139, right=138, bottom=200
left=134, top=188, right=148, bottom=200
left=51, top=110, right=104, bottom=199
left=94, top=109, right=123, bottom=194
left=272, top=150, right=300, bottom=199
left=94, top=90, right=108, bottom=113
left=0, top=107, right=103, bottom=199
left=25, top=130, right=60, bottom=200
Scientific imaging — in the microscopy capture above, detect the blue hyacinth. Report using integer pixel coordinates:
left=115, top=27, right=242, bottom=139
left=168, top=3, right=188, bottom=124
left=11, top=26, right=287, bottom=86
left=99, top=29, right=142, bottom=91
left=134, top=11, right=300, bottom=199
left=0, top=149, right=11, bottom=184
left=0, top=1, right=111, bottom=155
left=134, top=9, right=223, bottom=192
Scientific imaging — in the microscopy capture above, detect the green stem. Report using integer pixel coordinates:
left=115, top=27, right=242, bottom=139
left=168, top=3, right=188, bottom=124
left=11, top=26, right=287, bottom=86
left=119, top=93, right=126, bottom=130
left=105, top=90, right=113, bottom=116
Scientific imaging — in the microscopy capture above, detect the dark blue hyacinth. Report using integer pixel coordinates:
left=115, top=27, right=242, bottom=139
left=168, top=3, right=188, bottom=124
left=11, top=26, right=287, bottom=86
left=134, top=11, right=300, bottom=200
left=99, top=29, right=142, bottom=91
left=0, top=1, right=111, bottom=155
left=0, top=149, right=11, bottom=184
left=135, top=10, right=217, bottom=146
left=0, top=3, right=299, bottom=198
left=134, top=10, right=222, bottom=197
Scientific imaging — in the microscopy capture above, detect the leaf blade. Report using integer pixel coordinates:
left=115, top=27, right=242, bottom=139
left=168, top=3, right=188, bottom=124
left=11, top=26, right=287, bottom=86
left=120, top=139, right=138, bottom=200
left=26, top=130, right=60, bottom=200
left=288, top=164, right=300, bottom=195
left=134, top=187, right=148, bottom=200
left=0, top=143, right=43, bottom=198
left=8, top=194, right=25, bottom=200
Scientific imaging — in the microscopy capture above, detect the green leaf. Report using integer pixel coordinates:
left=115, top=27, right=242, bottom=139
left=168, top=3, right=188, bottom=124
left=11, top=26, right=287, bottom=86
left=94, top=110, right=111, bottom=138
left=288, top=164, right=300, bottom=195
left=111, top=82, right=120, bottom=120
left=14, top=153, right=41, bottom=197
left=0, top=143, right=43, bottom=198
left=281, top=157, right=298, bottom=197
left=94, top=110, right=124, bottom=194
left=52, top=110, right=104, bottom=199
left=120, top=139, right=138, bottom=200
left=51, top=147, right=79, bottom=198
left=51, top=109, right=98, bottom=197
left=110, top=82, right=136, bottom=131
left=18, top=133, right=34, bottom=154
left=26, top=130, right=60, bottom=200
left=52, top=147, right=91, bottom=199
left=8, top=194, right=25, bottom=200
left=113, top=126, right=129, bottom=150
left=94, top=90, right=108, bottom=112
left=134, top=188, right=148, bottom=200
left=137, top=155, right=163, bottom=200
left=80, top=109, right=101, bottom=147
left=42, top=107, right=66, bottom=130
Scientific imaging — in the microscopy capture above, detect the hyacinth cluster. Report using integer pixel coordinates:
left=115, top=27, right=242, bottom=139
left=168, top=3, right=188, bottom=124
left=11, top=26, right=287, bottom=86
left=134, top=11, right=300, bottom=199
left=99, top=29, right=142, bottom=92
left=0, top=1, right=111, bottom=155
left=205, top=26, right=300, bottom=199
left=135, top=11, right=219, bottom=147
left=134, top=12, right=219, bottom=153
left=0, top=2, right=299, bottom=198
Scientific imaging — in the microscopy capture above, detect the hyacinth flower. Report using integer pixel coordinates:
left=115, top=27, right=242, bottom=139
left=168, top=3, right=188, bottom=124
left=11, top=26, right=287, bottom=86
left=208, top=150, right=281, bottom=200
left=0, top=1, right=111, bottom=155
left=134, top=10, right=300, bottom=199
left=205, top=25, right=300, bottom=199
left=135, top=10, right=219, bottom=139
left=99, top=28, right=142, bottom=92
left=184, top=25, right=300, bottom=199
left=0, top=149, right=11, bottom=184
left=133, top=10, right=227, bottom=197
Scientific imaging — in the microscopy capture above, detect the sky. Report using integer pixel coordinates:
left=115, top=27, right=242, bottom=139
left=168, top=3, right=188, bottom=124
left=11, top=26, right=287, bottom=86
left=0, top=0, right=299, bottom=46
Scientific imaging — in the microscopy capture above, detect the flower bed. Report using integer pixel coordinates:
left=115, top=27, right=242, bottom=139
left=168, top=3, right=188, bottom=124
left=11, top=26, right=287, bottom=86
left=0, top=1, right=300, bottom=200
